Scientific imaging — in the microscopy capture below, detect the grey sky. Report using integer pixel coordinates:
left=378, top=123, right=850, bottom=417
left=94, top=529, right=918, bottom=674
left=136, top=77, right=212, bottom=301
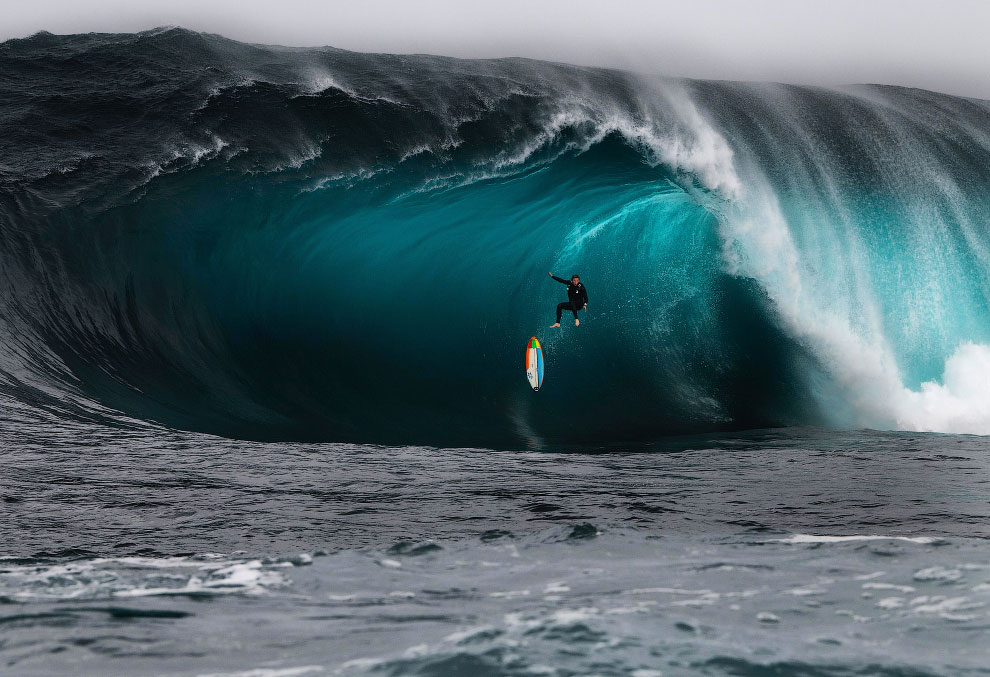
left=4, top=0, right=989, bottom=99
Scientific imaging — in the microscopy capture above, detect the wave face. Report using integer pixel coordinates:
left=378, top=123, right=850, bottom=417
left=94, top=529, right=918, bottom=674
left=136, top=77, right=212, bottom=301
left=1, top=28, right=989, bottom=446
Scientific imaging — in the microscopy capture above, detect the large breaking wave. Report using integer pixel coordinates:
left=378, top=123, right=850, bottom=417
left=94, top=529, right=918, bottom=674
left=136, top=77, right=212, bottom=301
left=1, top=28, right=988, bottom=446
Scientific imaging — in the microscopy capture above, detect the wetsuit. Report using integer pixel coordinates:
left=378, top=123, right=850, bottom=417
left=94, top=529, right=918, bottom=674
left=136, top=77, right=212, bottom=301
left=551, top=275, right=589, bottom=322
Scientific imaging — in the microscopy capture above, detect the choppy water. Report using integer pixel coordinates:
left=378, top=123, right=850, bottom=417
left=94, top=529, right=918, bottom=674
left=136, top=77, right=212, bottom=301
left=4, top=423, right=990, bottom=675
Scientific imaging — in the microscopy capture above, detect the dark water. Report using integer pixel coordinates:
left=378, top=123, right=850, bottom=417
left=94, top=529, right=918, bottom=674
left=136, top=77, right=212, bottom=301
left=3, top=417, right=990, bottom=675
left=2, top=28, right=990, bottom=676
left=5, top=424, right=990, bottom=557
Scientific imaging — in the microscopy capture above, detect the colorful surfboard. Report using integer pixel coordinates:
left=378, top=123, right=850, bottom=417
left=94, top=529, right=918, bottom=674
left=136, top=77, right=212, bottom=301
left=525, top=336, right=544, bottom=391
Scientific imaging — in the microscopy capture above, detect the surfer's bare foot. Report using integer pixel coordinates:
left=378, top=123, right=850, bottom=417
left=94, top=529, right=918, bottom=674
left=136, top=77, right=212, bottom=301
left=575, top=318, right=580, bottom=326
left=549, top=323, right=560, bottom=328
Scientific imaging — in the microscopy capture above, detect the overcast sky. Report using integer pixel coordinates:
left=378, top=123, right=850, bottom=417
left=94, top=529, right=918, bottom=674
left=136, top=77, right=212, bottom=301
left=4, top=0, right=989, bottom=99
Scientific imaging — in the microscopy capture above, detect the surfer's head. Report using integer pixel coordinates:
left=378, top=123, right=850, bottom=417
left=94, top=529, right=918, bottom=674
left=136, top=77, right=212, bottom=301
left=571, top=275, right=580, bottom=283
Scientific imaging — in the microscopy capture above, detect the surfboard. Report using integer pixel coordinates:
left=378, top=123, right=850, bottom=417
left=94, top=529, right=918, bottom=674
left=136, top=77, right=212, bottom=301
left=525, top=336, right=544, bottom=391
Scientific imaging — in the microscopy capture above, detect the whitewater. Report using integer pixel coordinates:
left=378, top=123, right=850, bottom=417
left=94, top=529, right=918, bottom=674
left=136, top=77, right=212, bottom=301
left=1, top=28, right=989, bottom=676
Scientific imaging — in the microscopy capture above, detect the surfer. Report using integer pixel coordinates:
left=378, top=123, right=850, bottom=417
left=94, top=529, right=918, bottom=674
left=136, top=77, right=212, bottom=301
left=548, top=273, right=588, bottom=327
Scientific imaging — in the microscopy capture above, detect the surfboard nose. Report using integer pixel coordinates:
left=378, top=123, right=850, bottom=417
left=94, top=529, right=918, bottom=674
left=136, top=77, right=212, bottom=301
left=526, top=337, right=544, bottom=391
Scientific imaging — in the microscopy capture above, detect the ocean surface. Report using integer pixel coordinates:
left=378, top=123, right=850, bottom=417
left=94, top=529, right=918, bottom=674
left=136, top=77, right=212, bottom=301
left=1, top=28, right=990, bottom=676
left=4, top=421, right=990, bottom=676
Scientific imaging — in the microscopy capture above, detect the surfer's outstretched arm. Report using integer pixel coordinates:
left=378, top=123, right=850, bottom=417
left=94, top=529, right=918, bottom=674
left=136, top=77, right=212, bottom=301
left=549, top=273, right=569, bottom=285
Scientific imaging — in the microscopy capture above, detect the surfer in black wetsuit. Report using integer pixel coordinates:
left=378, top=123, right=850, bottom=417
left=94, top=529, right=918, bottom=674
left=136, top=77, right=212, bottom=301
left=548, top=272, right=588, bottom=327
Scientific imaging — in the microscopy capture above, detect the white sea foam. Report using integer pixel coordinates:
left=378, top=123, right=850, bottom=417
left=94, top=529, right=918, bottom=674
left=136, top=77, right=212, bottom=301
left=442, top=626, right=496, bottom=644
left=913, top=566, right=963, bottom=582
left=654, top=85, right=742, bottom=198
left=143, top=135, right=230, bottom=183
left=863, top=582, right=916, bottom=592
left=623, top=587, right=713, bottom=595
left=301, top=70, right=349, bottom=95
left=0, top=555, right=290, bottom=601
left=670, top=593, right=721, bottom=607
left=397, top=139, right=460, bottom=163
left=687, top=83, right=990, bottom=437
left=477, top=83, right=741, bottom=201
left=197, top=666, right=323, bottom=677
left=775, top=535, right=938, bottom=545
left=911, top=596, right=982, bottom=615
left=490, top=589, right=531, bottom=599
left=877, top=597, right=906, bottom=609
left=724, top=186, right=990, bottom=435
left=549, top=607, right=600, bottom=624
left=891, top=342, right=990, bottom=434
left=787, top=586, right=828, bottom=596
